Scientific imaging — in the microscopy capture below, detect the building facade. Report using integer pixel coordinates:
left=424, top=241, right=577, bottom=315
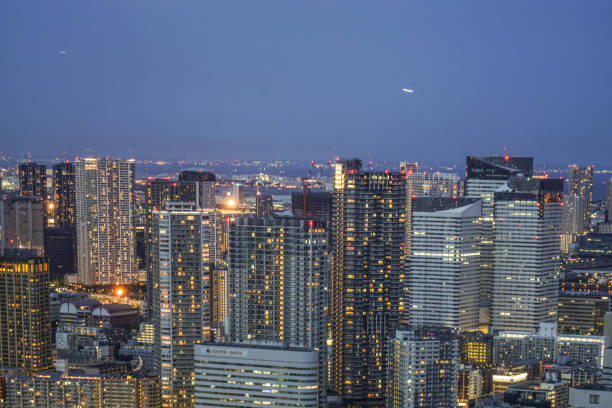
left=18, top=162, right=47, bottom=201
left=194, top=343, right=320, bottom=408
left=75, top=157, right=136, bottom=284
left=151, top=203, right=215, bottom=408
left=409, top=197, right=481, bottom=331
left=178, top=170, right=216, bottom=209
left=491, top=177, right=563, bottom=332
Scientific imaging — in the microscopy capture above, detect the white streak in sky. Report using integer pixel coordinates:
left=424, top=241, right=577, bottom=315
left=402, top=88, right=414, bottom=93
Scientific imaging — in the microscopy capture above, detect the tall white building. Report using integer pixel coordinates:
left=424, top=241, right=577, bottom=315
left=464, top=156, right=533, bottom=330
left=387, top=328, right=459, bottom=408
left=227, top=216, right=328, bottom=399
left=75, top=157, right=136, bottom=284
left=409, top=197, right=481, bottom=332
left=152, top=203, right=216, bottom=408
left=194, top=343, right=320, bottom=408
left=491, top=177, right=563, bottom=332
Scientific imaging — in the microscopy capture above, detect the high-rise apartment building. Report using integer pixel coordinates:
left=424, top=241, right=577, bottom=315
left=75, top=157, right=136, bottom=284
left=387, top=328, right=459, bottom=408
left=19, top=162, right=47, bottom=201
left=491, top=177, right=563, bottom=332
left=0, top=253, right=52, bottom=374
left=178, top=170, right=216, bottom=209
left=330, top=158, right=406, bottom=404
left=144, top=178, right=198, bottom=318
left=0, top=194, right=44, bottom=256
left=194, top=343, right=320, bottom=408
left=151, top=203, right=215, bottom=408
left=227, top=216, right=328, bottom=398
left=52, top=162, right=76, bottom=228
left=409, top=197, right=481, bottom=332
left=255, top=193, right=273, bottom=216
left=465, top=156, right=533, bottom=330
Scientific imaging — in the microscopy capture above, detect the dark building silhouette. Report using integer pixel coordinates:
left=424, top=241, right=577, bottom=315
left=291, top=191, right=332, bottom=220
left=255, top=193, right=273, bottom=217
left=44, top=227, right=75, bottom=279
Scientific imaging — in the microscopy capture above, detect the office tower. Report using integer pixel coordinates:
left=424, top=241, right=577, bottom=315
left=409, top=197, right=481, bottom=332
left=6, top=371, right=161, bottom=408
left=178, top=170, right=216, bottom=209
left=194, top=343, right=320, bottom=408
left=75, top=157, right=136, bottom=284
left=503, top=378, right=569, bottom=408
left=465, top=156, right=533, bottom=329
left=144, top=178, right=197, bottom=319
left=18, top=162, right=47, bottom=200
left=0, top=253, right=52, bottom=374
left=387, top=328, right=459, bottom=408
left=52, top=162, right=75, bottom=228
left=227, top=216, right=328, bottom=397
left=152, top=203, right=215, bottom=408
left=292, top=190, right=332, bottom=220
left=255, top=193, right=273, bottom=216
left=0, top=194, right=44, bottom=256
left=491, top=177, right=563, bottom=332
left=330, top=158, right=406, bottom=404
left=43, top=227, right=75, bottom=278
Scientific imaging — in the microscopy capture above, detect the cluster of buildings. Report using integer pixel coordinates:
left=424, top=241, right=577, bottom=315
left=1, top=155, right=612, bottom=408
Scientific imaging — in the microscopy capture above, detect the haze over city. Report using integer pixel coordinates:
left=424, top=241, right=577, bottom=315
left=3, top=1, right=612, bottom=164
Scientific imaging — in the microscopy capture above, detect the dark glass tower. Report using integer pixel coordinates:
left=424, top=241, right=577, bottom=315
left=330, top=158, right=406, bottom=405
left=52, top=162, right=75, bottom=228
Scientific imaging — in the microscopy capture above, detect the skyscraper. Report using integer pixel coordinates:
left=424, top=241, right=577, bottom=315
left=152, top=202, right=215, bottom=408
left=75, top=157, right=136, bottom=284
left=0, top=194, right=44, bottom=256
left=0, top=252, right=52, bottom=374
left=52, top=162, right=76, bottom=228
left=464, top=156, right=533, bottom=330
left=227, top=216, right=328, bottom=400
left=491, top=177, right=563, bottom=332
left=178, top=170, right=216, bottom=209
left=330, top=158, right=406, bottom=404
left=567, top=164, right=594, bottom=228
left=387, top=327, right=459, bottom=408
left=144, top=177, right=198, bottom=319
left=19, top=162, right=47, bottom=201
left=561, top=165, right=594, bottom=252
left=409, top=197, right=481, bottom=332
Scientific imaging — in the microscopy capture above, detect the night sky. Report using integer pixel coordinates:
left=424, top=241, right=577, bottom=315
left=2, top=1, right=612, bottom=165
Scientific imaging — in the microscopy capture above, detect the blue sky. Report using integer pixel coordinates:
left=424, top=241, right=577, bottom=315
left=2, top=1, right=612, bottom=165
